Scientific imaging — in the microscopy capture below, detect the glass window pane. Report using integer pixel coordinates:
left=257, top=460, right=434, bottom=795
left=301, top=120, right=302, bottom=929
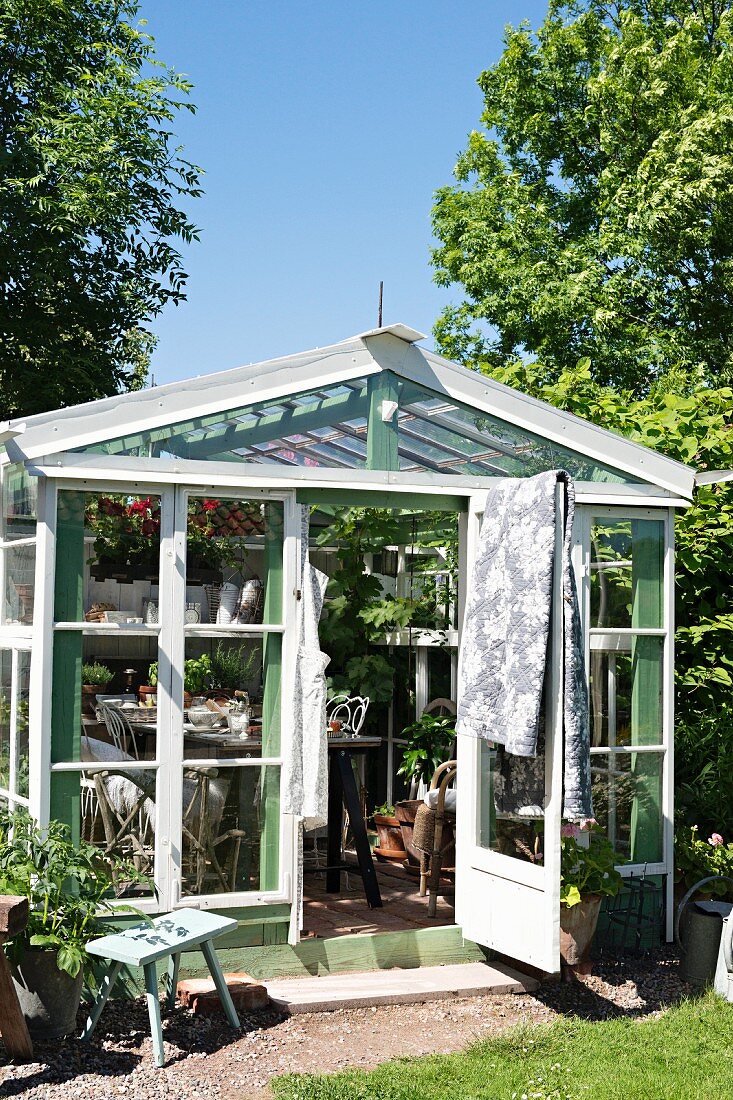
left=183, top=635, right=279, bottom=757
left=427, top=646, right=454, bottom=703
left=181, top=764, right=280, bottom=896
left=50, top=769, right=156, bottom=898
left=0, top=651, right=10, bottom=791
left=589, top=637, right=663, bottom=748
left=590, top=518, right=664, bottom=629
left=399, top=388, right=634, bottom=482
left=56, top=490, right=163, bottom=623
left=479, top=738, right=545, bottom=865
left=15, top=650, right=29, bottom=798
left=0, top=649, right=30, bottom=799
left=591, top=751, right=663, bottom=864
left=185, top=496, right=283, bottom=624
left=51, top=634, right=159, bottom=763
left=2, top=464, right=37, bottom=541
left=4, top=542, right=35, bottom=625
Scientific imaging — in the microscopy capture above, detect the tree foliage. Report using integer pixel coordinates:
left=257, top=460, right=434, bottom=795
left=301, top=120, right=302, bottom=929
left=488, top=356, right=733, bottom=832
left=432, top=0, right=733, bottom=392
left=0, top=0, right=202, bottom=419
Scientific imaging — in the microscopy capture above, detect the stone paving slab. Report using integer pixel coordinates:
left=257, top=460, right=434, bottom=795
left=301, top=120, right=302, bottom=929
left=264, top=961, right=538, bottom=1014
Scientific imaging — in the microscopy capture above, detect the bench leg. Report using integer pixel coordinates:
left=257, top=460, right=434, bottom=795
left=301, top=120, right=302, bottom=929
left=80, top=961, right=122, bottom=1042
left=201, top=939, right=240, bottom=1029
left=143, top=962, right=165, bottom=1068
left=166, top=952, right=181, bottom=1009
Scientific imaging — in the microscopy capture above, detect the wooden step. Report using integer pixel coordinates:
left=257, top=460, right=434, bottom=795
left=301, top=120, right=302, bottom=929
left=264, top=960, right=537, bottom=1014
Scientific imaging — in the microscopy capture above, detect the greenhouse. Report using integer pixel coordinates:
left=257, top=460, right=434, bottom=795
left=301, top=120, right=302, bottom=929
left=0, top=323, right=697, bottom=976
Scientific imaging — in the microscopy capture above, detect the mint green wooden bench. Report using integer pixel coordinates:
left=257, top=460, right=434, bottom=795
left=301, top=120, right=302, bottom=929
left=80, top=908, right=240, bottom=1066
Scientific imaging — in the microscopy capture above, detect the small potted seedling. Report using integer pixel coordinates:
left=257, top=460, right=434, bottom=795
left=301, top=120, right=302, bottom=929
left=371, top=803, right=406, bottom=862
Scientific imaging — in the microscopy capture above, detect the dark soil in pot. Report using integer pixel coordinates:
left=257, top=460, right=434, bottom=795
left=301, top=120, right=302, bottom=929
left=11, top=949, right=84, bottom=1038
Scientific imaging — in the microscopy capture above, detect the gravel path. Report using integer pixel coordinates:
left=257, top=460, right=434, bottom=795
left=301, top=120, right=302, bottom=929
left=0, top=949, right=690, bottom=1100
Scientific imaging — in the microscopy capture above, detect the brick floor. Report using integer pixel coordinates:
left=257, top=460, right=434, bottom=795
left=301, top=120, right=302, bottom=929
left=302, top=855, right=455, bottom=938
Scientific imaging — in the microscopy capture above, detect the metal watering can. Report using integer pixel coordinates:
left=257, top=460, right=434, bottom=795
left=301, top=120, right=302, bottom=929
left=675, top=875, right=733, bottom=991
left=714, top=912, right=733, bottom=1002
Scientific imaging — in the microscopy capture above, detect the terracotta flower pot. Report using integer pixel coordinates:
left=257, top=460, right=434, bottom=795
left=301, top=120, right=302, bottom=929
left=81, top=684, right=100, bottom=716
left=138, top=684, right=157, bottom=706
left=560, top=894, right=602, bottom=966
left=373, top=814, right=406, bottom=860
left=395, top=800, right=424, bottom=865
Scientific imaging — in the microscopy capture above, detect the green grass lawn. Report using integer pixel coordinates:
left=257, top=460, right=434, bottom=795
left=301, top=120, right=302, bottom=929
left=272, top=993, right=733, bottom=1100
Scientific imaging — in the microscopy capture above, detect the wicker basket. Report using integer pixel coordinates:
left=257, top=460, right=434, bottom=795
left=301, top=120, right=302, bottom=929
left=412, top=804, right=437, bottom=854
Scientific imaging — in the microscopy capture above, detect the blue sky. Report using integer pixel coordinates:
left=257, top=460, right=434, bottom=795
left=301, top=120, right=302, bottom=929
left=145, top=1, right=549, bottom=385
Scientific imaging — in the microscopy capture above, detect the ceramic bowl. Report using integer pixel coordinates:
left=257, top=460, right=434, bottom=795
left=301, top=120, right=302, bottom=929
left=187, top=707, right=221, bottom=729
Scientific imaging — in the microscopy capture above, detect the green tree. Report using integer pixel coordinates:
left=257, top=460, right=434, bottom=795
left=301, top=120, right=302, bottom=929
left=432, top=1, right=733, bottom=393
left=0, top=0, right=202, bottom=420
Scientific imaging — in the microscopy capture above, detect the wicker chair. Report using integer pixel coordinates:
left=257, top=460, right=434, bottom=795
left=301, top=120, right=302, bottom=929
left=412, top=759, right=457, bottom=918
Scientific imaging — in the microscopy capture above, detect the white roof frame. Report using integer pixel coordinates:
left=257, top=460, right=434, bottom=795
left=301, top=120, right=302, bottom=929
left=2, top=323, right=697, bottom=499
left=25, top=451, right=692, bottom=507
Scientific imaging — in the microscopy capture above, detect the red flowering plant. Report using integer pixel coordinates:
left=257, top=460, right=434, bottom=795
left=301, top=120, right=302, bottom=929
left=86, top=495, right=240, bottom=571
left=185, top=498, right=240, bottom=570
left=86, top=495, right=161, bottom=567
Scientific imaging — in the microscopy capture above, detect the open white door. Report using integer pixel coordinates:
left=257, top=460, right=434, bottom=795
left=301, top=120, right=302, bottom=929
left=455, top=487, right=564, bottom=974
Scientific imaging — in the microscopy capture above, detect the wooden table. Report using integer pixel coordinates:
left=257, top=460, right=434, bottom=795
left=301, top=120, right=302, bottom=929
left=324, top=736, right=383, bottom=910
left=110, top=714, right=383, bottom=908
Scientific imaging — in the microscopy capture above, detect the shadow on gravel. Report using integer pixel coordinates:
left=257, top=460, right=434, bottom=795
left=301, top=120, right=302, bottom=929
left=0, top=1048, right=139, bottom=1097
left=530, top=947, right=693, bottom=1021
left=0, top=997, right=287, bottom=1088
left=82, top=995, right=287, bottom=1065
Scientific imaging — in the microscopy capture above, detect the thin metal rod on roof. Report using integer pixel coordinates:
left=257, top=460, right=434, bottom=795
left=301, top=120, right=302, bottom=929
left=378, top=281, right=383, bottom=328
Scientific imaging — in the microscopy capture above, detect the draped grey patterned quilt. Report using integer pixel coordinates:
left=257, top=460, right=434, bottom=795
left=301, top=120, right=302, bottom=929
left=456, top=471, right=592, bottom=821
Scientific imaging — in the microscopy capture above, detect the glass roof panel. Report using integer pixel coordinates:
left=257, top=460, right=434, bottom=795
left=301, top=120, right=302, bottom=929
left=77, top=379, right=372, bottom=467
left=73, top=372, right=633, bottom=483
left=398, top=389, right=632, bottom=483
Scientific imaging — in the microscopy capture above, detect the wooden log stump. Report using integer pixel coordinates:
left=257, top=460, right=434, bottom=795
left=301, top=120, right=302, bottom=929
left=0, top=896, right=34, bottom=1060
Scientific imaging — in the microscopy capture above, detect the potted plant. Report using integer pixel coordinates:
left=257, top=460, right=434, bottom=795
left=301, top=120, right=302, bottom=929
left=0, top=808, right=143, bottom=1038
left=86, top=494, right=240, bottom=582
left=146, top=655, right=212, bottom=707
left=674, top=824, right=733, bottom=900
left=560, top=820, right=623, bottom=970
left=81, top=662, right=114, bottom=716
left=371, top=803, right=406, bottom=862
left=209, top=641, right=261, bottom=701
left=395, top=712, right=456, bottom=864
left=673, top=825, right=733, bottom=987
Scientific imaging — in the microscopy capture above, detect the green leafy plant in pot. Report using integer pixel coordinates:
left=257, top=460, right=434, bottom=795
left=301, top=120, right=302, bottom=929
left=209, top=641, right=261, bottom=700
left=395, top=713, right=456, bottom=864
left=0, top=809, right=145, bottom=1038
left=148, top=656, right=212, bottom=705
left=81, top=662, right=113, bottom=716
left=560, top=820, right=623, bottom=969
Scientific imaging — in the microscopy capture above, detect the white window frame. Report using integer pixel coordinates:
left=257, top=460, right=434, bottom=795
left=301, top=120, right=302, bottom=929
left=30, top=475, right=299, bottom=915
left=573, top=504, right=675, bottom=939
